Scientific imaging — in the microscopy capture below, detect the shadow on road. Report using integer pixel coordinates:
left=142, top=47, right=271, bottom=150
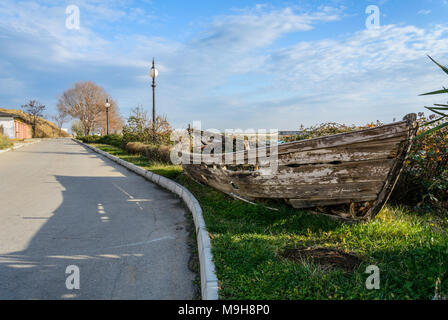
left=0, top=173, right=194, bottom=299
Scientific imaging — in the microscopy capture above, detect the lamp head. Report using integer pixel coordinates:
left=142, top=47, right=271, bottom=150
left=149, top=58, right=158, bottom=79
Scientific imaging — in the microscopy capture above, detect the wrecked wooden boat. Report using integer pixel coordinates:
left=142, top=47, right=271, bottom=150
left=182, top=114, right=418, bottom=220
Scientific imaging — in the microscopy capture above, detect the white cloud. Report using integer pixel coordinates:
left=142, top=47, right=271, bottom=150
left=0, top=2, right=447, bottom=130
left=193, top=7, right=340, bottom=53
left=418, top=9, right=431, bottom=15
left=253, top=24, right=448, bottom=127
left=270, top=24, right=448, bottom=83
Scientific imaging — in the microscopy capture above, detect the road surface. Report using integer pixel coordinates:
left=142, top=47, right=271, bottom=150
left=0, top=139, right=196, bottom=299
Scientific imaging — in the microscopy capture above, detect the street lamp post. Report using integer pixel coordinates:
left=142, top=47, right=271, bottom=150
left=149, top=58, right=159, bottom=129
left=105, top=98, right=110, bottom=135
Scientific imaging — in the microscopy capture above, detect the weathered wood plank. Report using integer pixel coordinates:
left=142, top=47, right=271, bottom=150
left=184, top=158, right=392, bottom=199
left=277, top=139, right=401, bottom=166
left=277, top=130, right=408, bottom=155
left=363, top=114, right=418, bottom=219
left=200, top=131, right=408, bottom=165
left=182, top=114, right=418, bottom=220
left=288, top=197, right=377, bottom=209
left=224, top=159, right=393, bottom=184
left=228, top=181, right=383, bottom=199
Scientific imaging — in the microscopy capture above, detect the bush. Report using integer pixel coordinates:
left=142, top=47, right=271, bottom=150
left=125, top=142, right=172, bottom=163
left=77, top=135, right=101, bottom=143
left=283, top=121, right=383, bottom=143
left=97, top=134, right=123, bottom=148
left=122, top=107, right=173, bottom=145
left=125, top=142, right=147, bottom=154
left=71, top=121, right=85, bottom=137
left=392, top=114, right=448, bottom=210
left=146, top=144, right=172, bottom=163
left=122, top=125, right=172, bottom=145
left=0, top=133, right=12, bottom=150
left=78, top=134, right=124, bottom=147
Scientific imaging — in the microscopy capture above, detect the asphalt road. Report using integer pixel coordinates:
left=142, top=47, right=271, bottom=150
left=0, top=139, right=196, bottom=299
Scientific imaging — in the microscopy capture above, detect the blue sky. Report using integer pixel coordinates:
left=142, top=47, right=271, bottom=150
left=1, top=0, right=448, bottom=130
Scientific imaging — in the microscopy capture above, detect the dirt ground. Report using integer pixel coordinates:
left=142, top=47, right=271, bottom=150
left=281, top=247, right=362, bottom=272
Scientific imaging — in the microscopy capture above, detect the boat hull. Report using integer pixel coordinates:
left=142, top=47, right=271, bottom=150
left=182, top=114, right=418, bottom=220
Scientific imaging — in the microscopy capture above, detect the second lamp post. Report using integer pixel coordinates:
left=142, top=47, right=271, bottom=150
left=105, top=98, right=110, bottom=135
left=149, top=58, right=159, bottom=129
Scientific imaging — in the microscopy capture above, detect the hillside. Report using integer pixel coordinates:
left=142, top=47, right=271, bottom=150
left=0, top=108, right=70, bottom=138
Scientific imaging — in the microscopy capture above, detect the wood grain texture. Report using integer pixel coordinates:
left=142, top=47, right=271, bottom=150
left=182, top=114, right=418, bottom=220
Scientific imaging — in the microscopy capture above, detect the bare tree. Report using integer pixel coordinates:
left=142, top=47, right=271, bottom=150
left=51, top=111, right=68, bottom=134
left=21, top=100, right=46, bottom=137
left=96, top=105, right=124, bottom=135
left=57, top=81, right=122, bottom=136
left=129, top=105, right=150, bottom=130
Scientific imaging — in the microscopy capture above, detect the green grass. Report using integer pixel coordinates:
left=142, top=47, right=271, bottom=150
left=91, top=143, right=448, bottom=300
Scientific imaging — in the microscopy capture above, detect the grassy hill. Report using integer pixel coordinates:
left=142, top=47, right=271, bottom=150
left=0, top=108, right=69, bottom=138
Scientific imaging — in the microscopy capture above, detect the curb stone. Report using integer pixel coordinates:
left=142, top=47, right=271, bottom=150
left=73, top=139, right=219, bottom=300
left=0, top=139, right=41, bottom=154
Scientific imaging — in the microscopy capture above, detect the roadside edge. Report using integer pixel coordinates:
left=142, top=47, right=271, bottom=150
left=73, top=139, right=219, bottom=300
left=0, top=139, right=41, bottom=154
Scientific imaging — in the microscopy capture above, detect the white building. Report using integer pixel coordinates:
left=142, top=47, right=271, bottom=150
left=0, top=111, right=32, bottom=139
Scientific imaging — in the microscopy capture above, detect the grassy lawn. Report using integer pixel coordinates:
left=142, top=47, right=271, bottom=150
left=91, top=143, right=448, bottom=300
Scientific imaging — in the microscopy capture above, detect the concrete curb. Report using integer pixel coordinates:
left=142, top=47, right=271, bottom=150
left=73, top=139, right=219, bottom=300
left=0, top=140, right=41, bottom=154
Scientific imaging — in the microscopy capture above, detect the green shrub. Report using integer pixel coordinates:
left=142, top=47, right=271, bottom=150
left=125, top=142, right=172, bottom=163
left=77, top=135, right=101, bottom=143
left=392, top=113, right=448, bottom=210
left=393, top=55, right=448, bottom=212
left=97, top=134, right=123, bottom=148
left=78, top=134, right=123, bottom=147
left=122, top=106, right=173, bottom=145
left=71, top=121, right=85, bottom=138
left=122, top=124, right=172, bottom=146
left=0, top=133, right=12, bottom=150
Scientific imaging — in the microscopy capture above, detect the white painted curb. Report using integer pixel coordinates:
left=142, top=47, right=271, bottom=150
left=0, top=140, right=41, bottom=154
left=74, top=139, right=219, bottom=300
